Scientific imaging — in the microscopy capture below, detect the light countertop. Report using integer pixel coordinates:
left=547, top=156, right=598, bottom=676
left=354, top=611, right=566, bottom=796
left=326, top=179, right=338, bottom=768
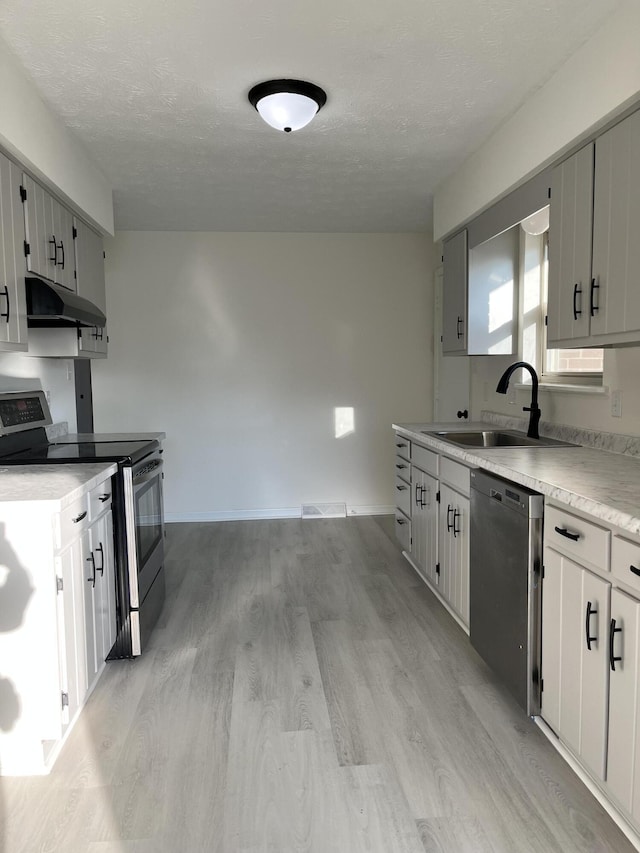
left=393, top=422, right=640, bottom=536
left=0, top=463, right=117, bottom=508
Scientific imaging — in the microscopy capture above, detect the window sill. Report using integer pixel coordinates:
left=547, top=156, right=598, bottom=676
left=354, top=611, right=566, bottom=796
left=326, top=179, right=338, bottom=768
left=515, top=382, right=607, bottom=396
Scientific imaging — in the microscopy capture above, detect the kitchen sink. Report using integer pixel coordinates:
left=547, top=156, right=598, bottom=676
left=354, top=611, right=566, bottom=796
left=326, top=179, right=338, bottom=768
left=422, top=429, right=577, bottom=448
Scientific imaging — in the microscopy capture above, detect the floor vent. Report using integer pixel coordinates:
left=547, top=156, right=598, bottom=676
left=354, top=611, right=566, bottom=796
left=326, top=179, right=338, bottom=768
left=301, top=502, right=347, bottom=519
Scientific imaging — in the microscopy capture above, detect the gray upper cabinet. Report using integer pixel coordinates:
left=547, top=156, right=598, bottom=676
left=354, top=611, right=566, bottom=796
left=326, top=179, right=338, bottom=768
left=0, top=153, right=28, bottom=351
left=442, top=229, right=468, bottom=355
left=547, top=143, right=594, bottom=346
left=75, top=217, right=107, bottom=356
left=548, top=108, right=640, bottom=348
left=22, top=174, right=75, bottom=292
left=590, top=109, right=640, bottom=342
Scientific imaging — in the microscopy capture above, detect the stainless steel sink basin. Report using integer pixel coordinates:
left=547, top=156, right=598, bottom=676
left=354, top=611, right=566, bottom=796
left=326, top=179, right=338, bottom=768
left=422, top=429, right=577, bottom=448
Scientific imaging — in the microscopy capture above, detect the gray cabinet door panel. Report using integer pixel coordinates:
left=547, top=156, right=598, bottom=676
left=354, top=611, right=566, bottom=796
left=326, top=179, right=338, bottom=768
left=591, top=110, right=640, bottom=338
left=442, top=229, right=467, bottom=355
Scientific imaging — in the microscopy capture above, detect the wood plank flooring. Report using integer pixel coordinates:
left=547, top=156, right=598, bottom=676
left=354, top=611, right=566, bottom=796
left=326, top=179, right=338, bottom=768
left=0, top=516, right=636, bottom=852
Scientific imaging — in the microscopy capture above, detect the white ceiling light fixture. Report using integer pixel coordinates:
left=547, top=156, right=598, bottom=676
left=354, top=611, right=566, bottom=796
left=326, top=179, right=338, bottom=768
left=248, top=79, right=327, bottom=133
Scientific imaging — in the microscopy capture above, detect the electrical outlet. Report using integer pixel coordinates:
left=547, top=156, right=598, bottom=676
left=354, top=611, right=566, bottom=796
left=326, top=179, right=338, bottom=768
left=611, top=389, right=622, bottom=418
left=44, top=390, right=51, bottom=406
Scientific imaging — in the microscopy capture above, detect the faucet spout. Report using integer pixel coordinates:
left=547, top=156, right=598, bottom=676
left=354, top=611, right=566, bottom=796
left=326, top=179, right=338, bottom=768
left=495, top=361, right=541, bottom=439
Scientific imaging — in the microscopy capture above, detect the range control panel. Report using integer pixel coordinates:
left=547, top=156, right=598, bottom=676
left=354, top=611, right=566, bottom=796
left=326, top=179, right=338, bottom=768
left=0, top=391, right=52, bottom=436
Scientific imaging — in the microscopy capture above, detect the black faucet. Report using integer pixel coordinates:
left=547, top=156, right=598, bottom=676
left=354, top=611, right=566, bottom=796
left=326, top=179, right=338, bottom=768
left=496, top=361, right=541, bottom=439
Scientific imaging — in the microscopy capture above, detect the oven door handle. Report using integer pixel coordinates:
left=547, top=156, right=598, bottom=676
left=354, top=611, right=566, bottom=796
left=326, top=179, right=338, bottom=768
left=133, top=458, right=163, bottom=486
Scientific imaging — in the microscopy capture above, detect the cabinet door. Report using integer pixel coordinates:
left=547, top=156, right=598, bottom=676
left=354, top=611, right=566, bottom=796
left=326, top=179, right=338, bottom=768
left=606, top=587, right=640, bottom=816
left=55, top=541, right=85, bottom=730
left=53, top=200, right=75, bottom=290
left=22, top=174, right=57, bottom=282
left=591, top=110, right=640, bottom=340
left=442, top=229, right=468, bottom=355
left=547, top=143, right=594, bottom=345
left=0, top=155, right=28, bottom=351
left=439, top=483, right=469, bottom=625
left=411, top=468, right=439, bottom=586
left=541, top=548, right=610, bottom=781
left=90, top=509, right=117, bottom=664
left=75, top=217, right=108, bottom=354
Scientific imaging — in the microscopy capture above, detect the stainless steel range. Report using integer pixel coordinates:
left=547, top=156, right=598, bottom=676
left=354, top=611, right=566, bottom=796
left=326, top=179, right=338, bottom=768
left=0, top=390, right=165, bottom=657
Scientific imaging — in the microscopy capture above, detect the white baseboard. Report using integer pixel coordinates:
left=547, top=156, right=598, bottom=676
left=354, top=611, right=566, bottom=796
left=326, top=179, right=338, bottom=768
left=164, top=505, right=395, bottom=524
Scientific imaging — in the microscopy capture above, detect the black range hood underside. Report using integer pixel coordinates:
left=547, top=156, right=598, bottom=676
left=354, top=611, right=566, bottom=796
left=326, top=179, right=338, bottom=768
left=26, top=277, right=106, bottom=328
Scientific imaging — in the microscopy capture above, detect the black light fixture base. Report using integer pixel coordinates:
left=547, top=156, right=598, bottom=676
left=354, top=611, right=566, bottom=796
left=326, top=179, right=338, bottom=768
left=248, top=79, right=327, bottom=112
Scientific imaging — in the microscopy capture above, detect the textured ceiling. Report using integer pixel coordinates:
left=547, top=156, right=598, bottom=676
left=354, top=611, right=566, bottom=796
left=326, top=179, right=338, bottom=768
left=0, top=0, right=621, bottom=232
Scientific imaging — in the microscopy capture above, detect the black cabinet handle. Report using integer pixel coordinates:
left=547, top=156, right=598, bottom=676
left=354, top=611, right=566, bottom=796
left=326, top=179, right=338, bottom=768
left=585, top=600, right=597, bottom=651
left=453, top=509, right=461, bottom=538
left=86, top=552, right=96, bottom=588
left=395, top=464, right=407, bottom=471
left=456, top=409, right=468, bottom=419
left=99, top=492, right=111, bottom=502
left=57, top=240, right=65, bottom=268
left=95, top=543, right=104, bottom=575
left=415, top=483, right=424, bottom=507
left=396, top=517, right=407, bottom=526
left=456, top=316, right=464, bottom=339
left=573, top=283, right=582, bottom=320
left=590, top=277, right=599, bottom=317
left=554, top=525, right=580, bottom=542
left=72, top=510, right=87, bottom=524
left=630, top=565, right=640, bottom=577
left=610, top=618, right=623, bottom=671
left=0, top=285, right=9, bottom=322
left=396, top=484, right=407, bottom=492
left=396, top=442, right=407, bottom=449
left=446, top=504, right=454, bottom=532
left=49, top=236, right=57, bottom=264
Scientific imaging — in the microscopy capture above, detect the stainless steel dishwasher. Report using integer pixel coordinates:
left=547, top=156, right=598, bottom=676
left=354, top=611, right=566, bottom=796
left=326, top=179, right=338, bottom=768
left=470, top=469, right=544, bottom=716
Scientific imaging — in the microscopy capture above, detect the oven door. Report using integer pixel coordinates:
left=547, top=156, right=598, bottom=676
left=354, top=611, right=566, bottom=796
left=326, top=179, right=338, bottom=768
left=125, top=451, right=165, bottom=610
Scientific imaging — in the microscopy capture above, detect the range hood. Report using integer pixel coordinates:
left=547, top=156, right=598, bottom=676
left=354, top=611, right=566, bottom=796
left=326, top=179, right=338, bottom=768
left=26, top=277, right=106, bottom=328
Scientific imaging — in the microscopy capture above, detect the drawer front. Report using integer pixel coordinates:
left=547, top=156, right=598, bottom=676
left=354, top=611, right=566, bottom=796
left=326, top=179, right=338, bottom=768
left=412, top=443, right=439, bottom=477
left=395, top=476, right=411, bottom=517
left=89, top=478, right=113, bottom=520
left=440, top=456, right=470, bottom=496
left=56, top=495, right=90, bottom=551
left=395, top=510, right=411, bottom=552
left=394, top=455, right=411, bottom=484
left=612, top=535, right=640, bottom=594
left=545, top=504, right=610, bottom=571
left=394, top=435, right=411, bottom=462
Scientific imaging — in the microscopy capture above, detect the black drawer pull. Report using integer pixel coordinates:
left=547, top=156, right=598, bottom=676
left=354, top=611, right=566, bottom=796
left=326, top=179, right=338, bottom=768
left=456, top=316, right=464, bottom=339
left=396, top=442, right=407, bottom=449
left=395, top=464, right=407, bottom=470
left=457, top=409, right=468, bottom=419
left=590, top=277, right=599, bottom=316
left=585, top=600, right=597, bottom=651
left=396, top=485, right=407, bottom=492
left=630, top=565, right=640, bottom=577
left=86, top=552, right=96, bottom=588
left=610, top=618, right=623, bottom=671
left=453, top=509, right=461, bottom=538
left=99, top=493, right=111, bottom=502
left=573, top=283, right=582, bottom=320
left=72, top=510, right=87, bottom=523
left=95, top=543, right=104, bottom=575
left=57, top=239, right=65, bottom=268
left=49, top=236, right=57, bottom=264
left=554, top=525, right=580, bottom=542
left=446, top=504, right=454, bottom=532
left=0, top=285, right=10, bottom=322
left=396, top=518, right=407, bottom=526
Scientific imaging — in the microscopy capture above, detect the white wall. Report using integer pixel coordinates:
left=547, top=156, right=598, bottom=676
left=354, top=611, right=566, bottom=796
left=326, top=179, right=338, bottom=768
left=93, top=232, right=434, bottom=520
left=434, top=1, right=640, bottom=240
left=469, top=347, right=640, bottom=437
left=0, top=36, right=113, bottom=234
left=0, top=353, right=77, bottom=431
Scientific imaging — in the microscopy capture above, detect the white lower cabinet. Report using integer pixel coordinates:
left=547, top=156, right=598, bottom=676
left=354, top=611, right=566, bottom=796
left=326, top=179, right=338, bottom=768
left=542, top=502, right=640, bottom=836
left=606, top=588, right=640, bottom=818
left=438, top=482, right=469, bottom=625
left=399, top=433, right=470, bottom=629
left=0, top=469, right=116, bottom=775
left=541, top=546, right=610, bottom=781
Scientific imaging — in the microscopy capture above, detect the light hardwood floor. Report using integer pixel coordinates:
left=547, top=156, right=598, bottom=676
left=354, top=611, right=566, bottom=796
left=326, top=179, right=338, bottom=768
left=0, top=517, right=635, bottom=852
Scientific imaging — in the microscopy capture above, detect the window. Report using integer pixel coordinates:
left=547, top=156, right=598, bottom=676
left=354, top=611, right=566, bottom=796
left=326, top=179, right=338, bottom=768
left=519, top=211, right=603, bottom=384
